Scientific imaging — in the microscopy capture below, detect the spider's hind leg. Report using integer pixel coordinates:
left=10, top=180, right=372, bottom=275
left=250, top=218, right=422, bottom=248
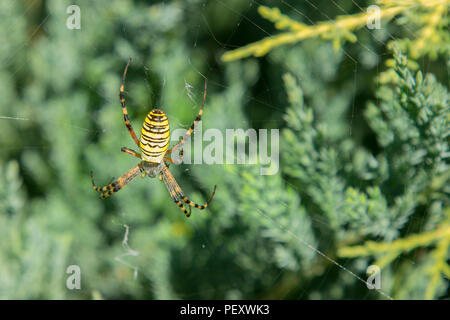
left=165, top=80, right=207, bottom=157
left=120, top=59, right=141, bottom=147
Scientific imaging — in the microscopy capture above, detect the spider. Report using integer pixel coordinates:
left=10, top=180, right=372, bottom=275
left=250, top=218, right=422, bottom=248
left=90, top=59, right=216, bottom=217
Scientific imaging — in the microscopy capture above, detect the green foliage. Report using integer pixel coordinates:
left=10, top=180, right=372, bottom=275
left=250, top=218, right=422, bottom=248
left=222, top=0, right=449, bottom=61
left=0, top=0, right=448, bottom=300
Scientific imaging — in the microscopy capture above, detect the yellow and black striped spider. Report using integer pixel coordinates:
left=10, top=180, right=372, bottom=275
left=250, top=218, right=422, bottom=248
left=90, top=59, right=216, bottom=217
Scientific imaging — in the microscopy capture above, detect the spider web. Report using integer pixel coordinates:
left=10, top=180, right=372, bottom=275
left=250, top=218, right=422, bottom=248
left=174, top=0, right=392, bottom=300
left=169, top=0, right=428, bottom=300
left=0, top=0, right=430, bottom=300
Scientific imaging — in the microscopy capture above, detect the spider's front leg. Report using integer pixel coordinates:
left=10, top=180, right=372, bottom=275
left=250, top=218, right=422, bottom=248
left=90, top=164, right=143, bottom=199
left=160, top=163, right=216, bottom=217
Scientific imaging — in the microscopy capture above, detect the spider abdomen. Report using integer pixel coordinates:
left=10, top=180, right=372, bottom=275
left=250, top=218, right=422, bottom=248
left=139, top=109, right=170, bottom=163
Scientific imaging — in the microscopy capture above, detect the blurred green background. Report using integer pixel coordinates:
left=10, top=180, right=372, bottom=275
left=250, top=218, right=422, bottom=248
left=0, top=0, right=448, bottom=299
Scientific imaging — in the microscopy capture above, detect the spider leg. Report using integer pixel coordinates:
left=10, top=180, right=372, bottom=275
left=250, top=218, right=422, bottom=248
left=165, top=148, right=184, bottom=156
left=91, top=163, right=143, bottom=199
left=164, top=148, right=183, bottom=164
left=165, top=80, right=207, bottom=157
left=161, top=168, right=192, bottom=217
left=163, top=156, right=175, bottom=164
left=120, top=58, right=141, bottom=147
left=162, top=164, right=216, bottom=212
left=121, top=147, right=141, bottom=159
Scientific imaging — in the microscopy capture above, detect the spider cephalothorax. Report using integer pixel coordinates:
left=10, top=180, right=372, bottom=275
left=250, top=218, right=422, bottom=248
left=141, top=161, right=164, bottom=178
left=90, top=59, right=216, bottom=217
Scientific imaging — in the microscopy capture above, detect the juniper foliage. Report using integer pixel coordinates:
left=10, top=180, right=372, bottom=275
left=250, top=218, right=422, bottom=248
left=0, top=0, right=448, bottom=299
